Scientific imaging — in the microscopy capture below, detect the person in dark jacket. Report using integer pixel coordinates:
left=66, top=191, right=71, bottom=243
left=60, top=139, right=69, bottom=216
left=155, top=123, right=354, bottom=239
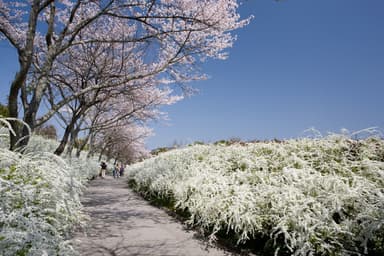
left=119, top=164, right=125, bottom=177
left=100, top=162, right=107, bottom=178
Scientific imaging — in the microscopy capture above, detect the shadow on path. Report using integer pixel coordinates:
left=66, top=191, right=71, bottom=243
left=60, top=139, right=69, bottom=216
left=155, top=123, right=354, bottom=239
left=71, top=176, right=233, bottom=256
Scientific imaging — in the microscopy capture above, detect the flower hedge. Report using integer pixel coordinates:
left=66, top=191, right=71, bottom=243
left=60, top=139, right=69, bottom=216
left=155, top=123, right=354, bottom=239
left=127, top=135, right=384, bottom=255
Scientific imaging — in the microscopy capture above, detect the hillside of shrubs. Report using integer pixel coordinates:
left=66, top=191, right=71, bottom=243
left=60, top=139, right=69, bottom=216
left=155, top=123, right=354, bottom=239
left=127, top=133, right=384, bottom=256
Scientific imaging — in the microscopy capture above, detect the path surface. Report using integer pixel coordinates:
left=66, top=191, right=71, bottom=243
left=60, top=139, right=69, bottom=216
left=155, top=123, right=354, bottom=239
left=71, top=176, right=234, bottom=256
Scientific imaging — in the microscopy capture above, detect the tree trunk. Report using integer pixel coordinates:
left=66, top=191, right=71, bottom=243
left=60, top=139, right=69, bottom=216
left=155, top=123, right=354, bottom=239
left=54, top=124, right=72, bottom=155
left=66, top=130, right=77, bottom=157
left=8, top=83, right=22, bottom=151
left=76, top=133, right=90, bottom=158
left=19, top=106, right=37, bottom=149
left=9, top=57, right=31, bottom=150
left=86, top=131, right=97, bottom=159
left=54, top=107, right=86, bottom=155
left=8, top=1, right=40, bottom=150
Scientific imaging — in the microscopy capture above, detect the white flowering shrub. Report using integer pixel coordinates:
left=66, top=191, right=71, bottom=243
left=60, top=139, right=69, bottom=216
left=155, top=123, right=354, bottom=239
left=0, top=119, right=99, bottom=255
left=127, top=135, right=384, bottom=255
left=24, top=136, right=101, bottom=183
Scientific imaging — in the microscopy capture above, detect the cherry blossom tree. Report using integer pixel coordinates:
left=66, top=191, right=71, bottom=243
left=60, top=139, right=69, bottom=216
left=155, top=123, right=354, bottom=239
left=43, top=33, right=183, bottom=155
left=1, top=0, right=251, bottom=151
left=93, top=123, right=152, bottom=164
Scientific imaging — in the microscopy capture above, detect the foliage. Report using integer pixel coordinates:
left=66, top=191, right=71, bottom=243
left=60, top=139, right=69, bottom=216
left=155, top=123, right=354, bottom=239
left=34, top=124, right=57, bottom=140
left=127, top=134, right=384, bottom=255
left=0, top=103, right=9, bottom=117
left=151, top=146, right=175, bottom=156
left=73, top=138, right=88, bottom=151
left=0, top=118, right=100, bottom=255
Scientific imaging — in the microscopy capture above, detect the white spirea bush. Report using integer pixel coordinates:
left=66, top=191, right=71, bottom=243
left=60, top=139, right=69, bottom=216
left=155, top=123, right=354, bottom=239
left=127, top=136, right=384, bottom=255
left=0, top=124, right=100, bottom=255
left=24, top=136, right=101, bottom=184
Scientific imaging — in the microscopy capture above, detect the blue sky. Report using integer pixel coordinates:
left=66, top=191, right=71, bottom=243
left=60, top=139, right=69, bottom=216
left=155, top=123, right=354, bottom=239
left=1, top=0, right=383, bottom=149
left=147, top=0, right=384, bottom=148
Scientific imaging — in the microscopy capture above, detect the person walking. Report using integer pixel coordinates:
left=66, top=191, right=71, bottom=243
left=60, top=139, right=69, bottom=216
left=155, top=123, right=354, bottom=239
left=113, top=163, right=120, bottom=179
left=100, top=162, right=107, bottom=178
left=119, top=163, right=125, bottom=177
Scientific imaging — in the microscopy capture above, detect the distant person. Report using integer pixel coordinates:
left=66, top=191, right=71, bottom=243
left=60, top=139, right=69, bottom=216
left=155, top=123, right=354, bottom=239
left=113, top=163, right=120, bottom=179
left=100, top=161, right=107, bottom=178
left=119, top=164, right=125, bottom=177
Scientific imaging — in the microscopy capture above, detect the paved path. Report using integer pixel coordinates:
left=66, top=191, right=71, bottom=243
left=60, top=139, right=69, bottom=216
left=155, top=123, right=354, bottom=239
left=71, top=176, right=234, bottom=256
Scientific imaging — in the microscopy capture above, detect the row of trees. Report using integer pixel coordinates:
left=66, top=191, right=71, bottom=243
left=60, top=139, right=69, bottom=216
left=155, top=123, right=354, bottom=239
left=0, top=0, right=249, bottom=163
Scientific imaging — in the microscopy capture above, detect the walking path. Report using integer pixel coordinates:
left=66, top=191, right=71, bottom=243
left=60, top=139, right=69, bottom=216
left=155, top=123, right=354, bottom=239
left=71, top=176, right=234, bottom=256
